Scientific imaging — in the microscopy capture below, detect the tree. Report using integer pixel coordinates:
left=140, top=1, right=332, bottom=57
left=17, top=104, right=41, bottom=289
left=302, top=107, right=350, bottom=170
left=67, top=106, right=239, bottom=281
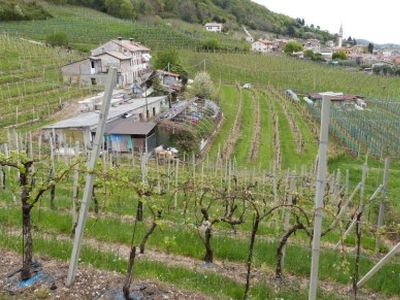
left=283, top=41, right=303, bottom=54
left=119, top=0, right=135, bottom=19
left=152, top=49, right=188, bottom=89
left=286, top=24, right=295, bottom=37
left=304, top=49, right=315, bottom=60
left=202, top=38, right=220, bottom=51
left=104, top=0, right=135, bottom=19
left=332, top=51, right=347, bottom=60
left=191, top=71, right=214, bottom=99
left=368, top=42, right=374, bottom=54
left=152, top=49, right=179, bottom=70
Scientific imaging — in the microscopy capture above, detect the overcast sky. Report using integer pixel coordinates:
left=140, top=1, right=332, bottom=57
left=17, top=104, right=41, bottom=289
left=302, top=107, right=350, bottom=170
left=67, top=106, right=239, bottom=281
left=251, top=0, right=399, bottom=45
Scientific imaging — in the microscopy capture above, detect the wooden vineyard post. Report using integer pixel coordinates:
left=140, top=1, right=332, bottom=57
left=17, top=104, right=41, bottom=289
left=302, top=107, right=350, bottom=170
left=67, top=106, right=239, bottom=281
left=309, top=95, right=330, bottom=300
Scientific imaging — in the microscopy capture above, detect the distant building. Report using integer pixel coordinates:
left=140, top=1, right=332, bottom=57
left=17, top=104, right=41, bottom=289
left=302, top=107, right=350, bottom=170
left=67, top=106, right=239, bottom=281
left=61, top=37, right=151, bottom=88
left=304, top=38, right=321, bottom=53
left=204, top=23, right=223, bottom=32
left=251, top=39, right=274, bottom=53
left=319, top=48, right=333, bottom=60
left=156, top=70, right=183, bottom=92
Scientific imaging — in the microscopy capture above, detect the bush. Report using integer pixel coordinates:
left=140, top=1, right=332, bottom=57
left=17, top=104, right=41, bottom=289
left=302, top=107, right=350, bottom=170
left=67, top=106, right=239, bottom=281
left=46, top=32, right=69, bottom=47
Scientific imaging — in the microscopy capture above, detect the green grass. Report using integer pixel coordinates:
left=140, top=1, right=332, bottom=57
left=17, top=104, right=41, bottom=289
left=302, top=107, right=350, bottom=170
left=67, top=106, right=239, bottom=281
left=1, top=199, right=400, bottom=298
left=233, top=89, right=254, bottom=168
left=255, top=89, right=274, bottom=170
left=2, top=217, right=400, bottom=299
left=207, top=84, right=239, bottom=159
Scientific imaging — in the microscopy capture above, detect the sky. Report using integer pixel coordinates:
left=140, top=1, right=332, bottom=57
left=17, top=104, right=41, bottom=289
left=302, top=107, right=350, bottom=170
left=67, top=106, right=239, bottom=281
left=252, top=0, right=399, bottom=45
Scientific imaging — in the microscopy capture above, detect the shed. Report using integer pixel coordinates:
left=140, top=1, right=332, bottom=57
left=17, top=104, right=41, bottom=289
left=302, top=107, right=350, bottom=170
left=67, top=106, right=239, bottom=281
left=102, top=120, right=157, bottom=153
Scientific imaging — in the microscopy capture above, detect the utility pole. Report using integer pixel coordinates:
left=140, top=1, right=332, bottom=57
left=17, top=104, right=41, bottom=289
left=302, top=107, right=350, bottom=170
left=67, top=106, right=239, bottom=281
left=309, top=95, right=330, bottom=300
left=66, top=68, right=116, bottom=287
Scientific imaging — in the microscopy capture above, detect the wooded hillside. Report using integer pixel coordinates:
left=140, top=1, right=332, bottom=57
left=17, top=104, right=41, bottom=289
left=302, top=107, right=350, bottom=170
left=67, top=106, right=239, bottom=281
left=2, top=0, right=336, bottom=42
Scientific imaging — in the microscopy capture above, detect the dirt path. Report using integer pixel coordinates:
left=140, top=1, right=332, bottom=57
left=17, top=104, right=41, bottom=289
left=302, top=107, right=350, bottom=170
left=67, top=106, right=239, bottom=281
left=1, top=227, right=398, bottom=300
left=0, top=249, right=214, bottom=300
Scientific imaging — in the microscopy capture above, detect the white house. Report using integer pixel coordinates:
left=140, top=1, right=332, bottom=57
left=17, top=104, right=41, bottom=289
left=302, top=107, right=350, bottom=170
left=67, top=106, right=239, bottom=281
left=251, top=39, right=274, bottom=53
left=204, top=22, right=222, bottom=32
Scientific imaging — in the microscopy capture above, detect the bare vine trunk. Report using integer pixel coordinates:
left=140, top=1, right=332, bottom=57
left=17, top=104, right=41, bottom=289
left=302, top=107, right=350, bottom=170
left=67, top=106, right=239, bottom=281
left=21, top=172, right=34, bottom=280
left=243, top=215, right=260, bottom=300
left=123, top=246, right=136, bottom=300
left=200, top=208, right=215, bottom=264
left=352, top=212, right=363, bottom=299
left=204, top=226, right=213, bottom=264
left=136, top=200, right=143, bottom=221
left=276, top=223, right=304, bottom=279
left=1, top=168, right=5, bottom=189
left=50, top=185, right=56, bottom=210
left=49, top=169, right=56, bottom=210
left=139, top=210, right=162, bottom=254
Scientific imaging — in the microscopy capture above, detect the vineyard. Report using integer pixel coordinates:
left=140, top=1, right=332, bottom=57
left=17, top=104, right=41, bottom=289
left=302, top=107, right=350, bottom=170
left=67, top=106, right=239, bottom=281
left=0, top=5, right=247, bottom=52
left=1, top=131, right=400, bottom=299
left=1, top=4, right=400, bottom=300
left=0, top=34, right=99, bottom=133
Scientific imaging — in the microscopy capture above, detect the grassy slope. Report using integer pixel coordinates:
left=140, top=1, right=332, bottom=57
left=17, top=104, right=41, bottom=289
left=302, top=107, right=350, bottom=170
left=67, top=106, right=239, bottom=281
left=232, top=89, right=253, bottom=169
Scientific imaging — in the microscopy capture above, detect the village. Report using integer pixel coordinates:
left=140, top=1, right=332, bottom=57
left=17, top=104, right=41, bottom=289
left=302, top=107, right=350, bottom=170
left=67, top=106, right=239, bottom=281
left=46, top=24, right=379, bottom=160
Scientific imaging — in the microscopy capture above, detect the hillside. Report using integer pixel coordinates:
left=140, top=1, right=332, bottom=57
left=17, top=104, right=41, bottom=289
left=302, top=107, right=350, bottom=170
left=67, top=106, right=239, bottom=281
left=1, top=0, right=336, bottom=43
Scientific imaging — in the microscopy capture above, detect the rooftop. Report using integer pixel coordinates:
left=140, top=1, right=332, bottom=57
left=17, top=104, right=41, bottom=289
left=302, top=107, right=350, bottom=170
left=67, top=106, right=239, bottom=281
left=42, top=96, right=166, bottom=130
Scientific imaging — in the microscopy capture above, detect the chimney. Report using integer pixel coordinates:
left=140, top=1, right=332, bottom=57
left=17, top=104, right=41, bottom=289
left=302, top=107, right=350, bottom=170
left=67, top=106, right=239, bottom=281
left=117, top=37, right=122, bottom=41
left=129, top=37, right=134, bottom=43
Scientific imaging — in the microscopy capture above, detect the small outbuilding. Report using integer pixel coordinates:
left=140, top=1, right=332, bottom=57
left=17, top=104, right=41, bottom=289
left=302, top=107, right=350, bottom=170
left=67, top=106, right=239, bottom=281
left=102, top=120, right=157, bottom=153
